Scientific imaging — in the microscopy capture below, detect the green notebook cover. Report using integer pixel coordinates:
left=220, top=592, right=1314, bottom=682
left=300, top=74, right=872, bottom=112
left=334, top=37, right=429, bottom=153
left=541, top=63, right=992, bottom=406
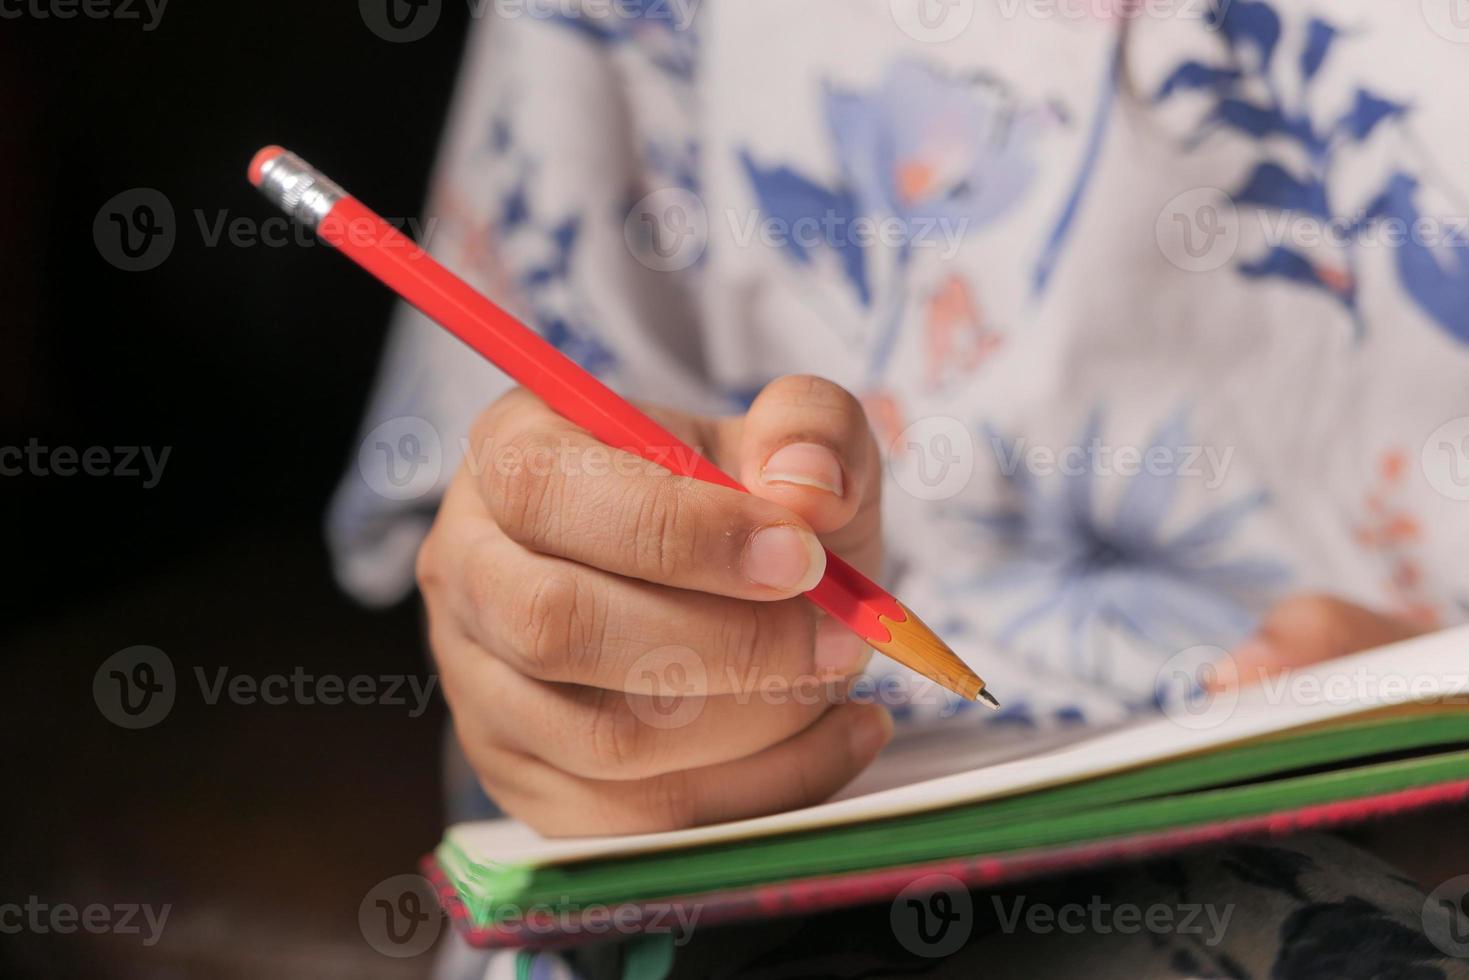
left=439, top=710, right=1469, bottom=926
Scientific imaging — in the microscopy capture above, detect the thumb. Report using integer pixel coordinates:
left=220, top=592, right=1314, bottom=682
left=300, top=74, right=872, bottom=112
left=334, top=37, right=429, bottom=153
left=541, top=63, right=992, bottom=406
left=731, top=375, right=881, bottom=554
left=728, top=375, right=882, bottom=679
left=1212, top=594, right=1427, bottom=691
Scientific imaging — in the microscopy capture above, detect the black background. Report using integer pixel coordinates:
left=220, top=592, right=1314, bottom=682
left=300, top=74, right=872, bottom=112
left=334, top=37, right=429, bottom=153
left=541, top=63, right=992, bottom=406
left=2, top=2, right=472, bottom=976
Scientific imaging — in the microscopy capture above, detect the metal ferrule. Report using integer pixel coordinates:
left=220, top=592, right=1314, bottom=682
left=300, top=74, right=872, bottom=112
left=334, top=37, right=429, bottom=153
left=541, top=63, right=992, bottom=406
left=255, top=150, right=346, bottom=230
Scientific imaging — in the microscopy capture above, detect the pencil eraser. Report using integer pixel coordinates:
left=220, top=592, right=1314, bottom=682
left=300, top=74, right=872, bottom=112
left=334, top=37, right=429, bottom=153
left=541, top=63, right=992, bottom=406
left=248, top=145, right=286, bottom=187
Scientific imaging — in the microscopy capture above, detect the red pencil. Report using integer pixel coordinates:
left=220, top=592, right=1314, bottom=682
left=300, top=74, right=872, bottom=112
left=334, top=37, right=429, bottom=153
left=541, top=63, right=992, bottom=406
left=248, top=146, right=994, bottom=705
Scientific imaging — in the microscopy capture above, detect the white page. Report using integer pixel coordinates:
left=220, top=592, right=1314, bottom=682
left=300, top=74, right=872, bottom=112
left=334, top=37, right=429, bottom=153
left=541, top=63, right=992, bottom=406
left=448, top=625, right=1469, bottom=870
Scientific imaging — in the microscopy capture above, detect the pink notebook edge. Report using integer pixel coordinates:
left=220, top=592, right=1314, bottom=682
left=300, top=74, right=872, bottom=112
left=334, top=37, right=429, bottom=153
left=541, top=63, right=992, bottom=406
left=424, top=777, right=1469, bottom=951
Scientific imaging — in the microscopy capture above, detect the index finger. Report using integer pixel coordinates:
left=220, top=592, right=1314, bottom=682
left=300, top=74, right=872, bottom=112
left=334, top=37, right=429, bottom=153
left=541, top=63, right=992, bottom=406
left=467, top=388, right=827, bottom=600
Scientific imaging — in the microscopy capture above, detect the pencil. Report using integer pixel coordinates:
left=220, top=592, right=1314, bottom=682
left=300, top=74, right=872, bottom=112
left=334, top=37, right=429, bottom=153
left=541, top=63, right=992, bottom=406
left=248, top=146, right=996, bottom=707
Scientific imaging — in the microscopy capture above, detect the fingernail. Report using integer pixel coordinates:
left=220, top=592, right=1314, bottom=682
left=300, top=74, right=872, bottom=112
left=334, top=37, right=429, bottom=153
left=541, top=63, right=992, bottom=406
left=743, top=525, right=827, bottom=592
left=849, top=707, right=894, bottom=761
left=815, top=616, right=866, bottom=676
left=760, top=442, right=845, bottom=497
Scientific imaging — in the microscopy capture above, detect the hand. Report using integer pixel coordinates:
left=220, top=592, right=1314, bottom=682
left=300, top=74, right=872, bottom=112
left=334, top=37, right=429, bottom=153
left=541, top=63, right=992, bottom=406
left=416, top=375, right=894, bottom=836
left=1210, top=594, right=1429, bottom=691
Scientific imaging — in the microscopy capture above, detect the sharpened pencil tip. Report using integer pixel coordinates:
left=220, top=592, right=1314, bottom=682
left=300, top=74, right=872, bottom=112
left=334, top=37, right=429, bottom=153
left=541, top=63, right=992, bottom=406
left=978, top=688, right=1001, bottom=710
left=868, top=603, right=993, bottom=705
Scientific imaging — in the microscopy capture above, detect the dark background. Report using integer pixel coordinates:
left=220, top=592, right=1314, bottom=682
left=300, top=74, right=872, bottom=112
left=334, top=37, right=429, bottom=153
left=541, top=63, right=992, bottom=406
left=1, top=3, right=473, bottom=976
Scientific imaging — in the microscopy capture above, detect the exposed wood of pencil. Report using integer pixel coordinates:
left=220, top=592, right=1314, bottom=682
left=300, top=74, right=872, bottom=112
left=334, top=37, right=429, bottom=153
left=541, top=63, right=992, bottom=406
left=866, top=603, right=995, bottom=705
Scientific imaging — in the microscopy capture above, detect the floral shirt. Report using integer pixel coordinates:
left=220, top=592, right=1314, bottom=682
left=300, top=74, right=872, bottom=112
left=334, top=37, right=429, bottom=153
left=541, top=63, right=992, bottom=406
left=332, top=0, right=1469, bottom=733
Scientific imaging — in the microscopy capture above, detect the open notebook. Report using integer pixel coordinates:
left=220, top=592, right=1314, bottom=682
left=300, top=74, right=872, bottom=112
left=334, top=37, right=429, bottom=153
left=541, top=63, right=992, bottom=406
left=426, top=626, right=1469, bottom=948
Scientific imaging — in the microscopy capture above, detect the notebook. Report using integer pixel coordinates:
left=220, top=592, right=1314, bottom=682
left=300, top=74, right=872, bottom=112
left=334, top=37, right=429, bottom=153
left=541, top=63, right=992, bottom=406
left=425, top=626, right=1469, bottom=949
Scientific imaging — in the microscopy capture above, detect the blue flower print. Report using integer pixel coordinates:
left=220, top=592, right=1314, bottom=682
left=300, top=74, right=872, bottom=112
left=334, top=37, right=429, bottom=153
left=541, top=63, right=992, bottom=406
left=947, top=410, right=1290, bottom=690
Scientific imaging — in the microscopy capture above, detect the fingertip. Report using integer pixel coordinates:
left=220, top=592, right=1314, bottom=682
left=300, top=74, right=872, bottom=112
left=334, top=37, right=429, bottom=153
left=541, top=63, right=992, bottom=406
left=742, top=523, right=827, bottom=595
left=740, top=376, right=875, bottom=534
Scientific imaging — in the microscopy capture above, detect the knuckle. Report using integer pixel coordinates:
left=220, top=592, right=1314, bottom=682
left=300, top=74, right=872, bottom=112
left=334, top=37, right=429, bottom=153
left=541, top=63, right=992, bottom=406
left=626, top=480, right=696, bottom=581
left=642, top=771, right=697, bottom=831
left=586, top=690, right=650, bottom=775
left=720, top=602, right=767, bottom=688
left=486, top=427, right=562, bottom=547
left=505, top=568, right=581, bottom=678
